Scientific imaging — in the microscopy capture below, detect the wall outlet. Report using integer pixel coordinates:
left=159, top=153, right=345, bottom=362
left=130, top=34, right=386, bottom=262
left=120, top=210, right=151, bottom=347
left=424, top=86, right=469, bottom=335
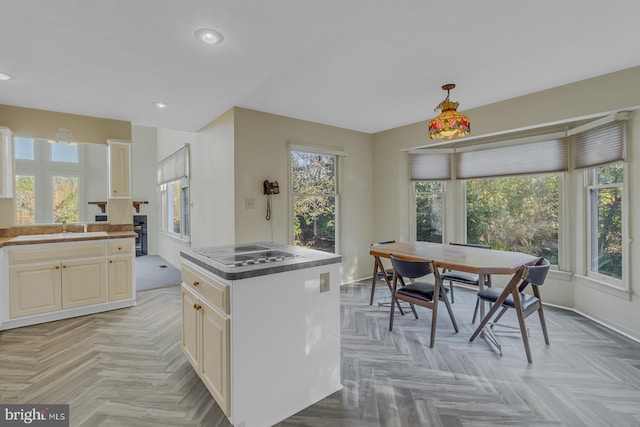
left=320, top=272, right=330, bottom=293
left=245, top=198, right=255, bottom=209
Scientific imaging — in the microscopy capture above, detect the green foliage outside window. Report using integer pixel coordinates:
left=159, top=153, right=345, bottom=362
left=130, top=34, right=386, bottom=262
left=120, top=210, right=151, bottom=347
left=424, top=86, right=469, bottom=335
left=291, top=151, right=336, bottom=253
left=415, top=181, right=443, bottom=243
left=590, top=164, right=623, bottom=279
left=466, top=174, right=559, bottom=263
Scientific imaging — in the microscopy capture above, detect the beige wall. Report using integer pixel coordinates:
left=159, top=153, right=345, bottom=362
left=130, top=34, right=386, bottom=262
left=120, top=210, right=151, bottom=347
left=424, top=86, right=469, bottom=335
left=155, top=110, right=236, bottom=268
left=372, top=66, right=640, bottom=340
left=233, top=108, right=373, bottom=283
left=0, top=104, right=131, bottom=144
left=0, top=104, right=132, bottom=228
left=131, top=126, right=159, bottom=254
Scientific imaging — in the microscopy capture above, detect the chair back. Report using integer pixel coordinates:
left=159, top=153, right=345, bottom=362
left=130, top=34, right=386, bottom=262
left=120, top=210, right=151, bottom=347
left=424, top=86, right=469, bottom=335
left=390, top=254, right=434, bottom=280
left=523, top=258, right=550, bottom=287
left=450, top=242, right=491, bottom=249
left=372, top=240, right=396, bottom=246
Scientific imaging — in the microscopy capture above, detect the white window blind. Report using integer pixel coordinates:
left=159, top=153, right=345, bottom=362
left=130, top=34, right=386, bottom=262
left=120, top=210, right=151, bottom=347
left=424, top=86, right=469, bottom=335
left=456, top=139, right=567, bottom=179
left=410, top=153, right=451, bottom=180
left=157, top=144, right=190, bottom=184
left=574, top=121, right=626, bottom=170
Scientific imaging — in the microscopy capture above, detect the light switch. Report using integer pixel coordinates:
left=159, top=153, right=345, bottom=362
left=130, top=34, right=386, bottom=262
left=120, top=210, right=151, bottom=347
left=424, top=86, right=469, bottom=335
left=320, top=272, right=330, bottom=293
left=245, top=198, right=255, bottom=209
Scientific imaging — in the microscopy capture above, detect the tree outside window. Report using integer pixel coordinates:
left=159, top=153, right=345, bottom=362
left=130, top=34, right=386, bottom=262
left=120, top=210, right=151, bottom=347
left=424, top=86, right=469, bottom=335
left=466, top=174, right=559, bottom=264
left=589, top=163, right=623, bottom=280
left=415, top=181, right=444, bottom=243
left=291, top=150, right=337, bottom=253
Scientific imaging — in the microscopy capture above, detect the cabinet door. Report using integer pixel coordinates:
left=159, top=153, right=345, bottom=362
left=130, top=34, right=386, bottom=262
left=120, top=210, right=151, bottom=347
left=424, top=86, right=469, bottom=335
left=200, top=299, right=231, bottom=417
left=108, top=139, right=131, bottom=199
left=108, top=255, right=132, bottom=301
left=61, top=258, right=107, bottom=309
left=182, top=286, right=200, bottom=370
left=9, top=262, right=62, bottom=318
left=0, top=127, right=14, bottom=198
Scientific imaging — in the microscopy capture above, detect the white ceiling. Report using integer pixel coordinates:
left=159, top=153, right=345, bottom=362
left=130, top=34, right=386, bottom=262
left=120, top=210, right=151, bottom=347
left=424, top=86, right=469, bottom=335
left=2, top=1, right=640, bottom=134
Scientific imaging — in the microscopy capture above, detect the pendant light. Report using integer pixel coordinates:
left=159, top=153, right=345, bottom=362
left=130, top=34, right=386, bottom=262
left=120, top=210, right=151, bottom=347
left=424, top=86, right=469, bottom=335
left=428, top=83, right=470, bottom=140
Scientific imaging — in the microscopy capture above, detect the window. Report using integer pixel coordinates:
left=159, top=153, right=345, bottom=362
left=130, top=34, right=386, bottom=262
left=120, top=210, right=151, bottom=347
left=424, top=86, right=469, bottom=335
left=414, top=181, right=444, bottom=243
left=587, top=163, right=623, bottom=281
left=158, top=145, right=190, bottom=241
left=466, top=174, right=559, bottom=264
left=290, top=150, right=338, bottom=253
left=14, top=138, right=83, bottom=224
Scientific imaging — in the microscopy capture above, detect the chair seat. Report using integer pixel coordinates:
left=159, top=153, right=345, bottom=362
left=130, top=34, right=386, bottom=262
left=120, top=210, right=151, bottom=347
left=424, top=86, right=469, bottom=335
left=477, top=287, right=540, bottom=312
left=440, top=270, right=479, bottom=285
left=396, top=281, right=449, bottom=301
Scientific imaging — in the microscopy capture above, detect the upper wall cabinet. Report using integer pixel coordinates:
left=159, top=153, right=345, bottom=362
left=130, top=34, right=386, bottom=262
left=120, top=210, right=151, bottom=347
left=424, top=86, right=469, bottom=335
left=0, top=127, right=14, bottom=198
left=108, top=139, right=131, bottom=199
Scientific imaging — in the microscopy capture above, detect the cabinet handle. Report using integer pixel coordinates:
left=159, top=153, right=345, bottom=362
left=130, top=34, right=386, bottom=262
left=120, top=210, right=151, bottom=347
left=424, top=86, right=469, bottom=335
left=193, top=281, right=199, bottom=287
left=62, top=265, right=67, bottom=269
left=110, top=260, right=113, bottom=264
left=193, top=304, right=201, bottom=310
left=118, top=247, right=122, bottom=250
left=55, top=266, right=60, bottom=270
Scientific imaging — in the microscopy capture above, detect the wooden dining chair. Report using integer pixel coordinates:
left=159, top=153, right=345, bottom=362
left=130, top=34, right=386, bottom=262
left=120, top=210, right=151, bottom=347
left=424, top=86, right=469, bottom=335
left=440, top=242, right=492, bottom=304
left=470, top=258, right=550, bottom=363
left=389, top=254, right=458, bottom=348
left=370, top=241, right=405, bottom=314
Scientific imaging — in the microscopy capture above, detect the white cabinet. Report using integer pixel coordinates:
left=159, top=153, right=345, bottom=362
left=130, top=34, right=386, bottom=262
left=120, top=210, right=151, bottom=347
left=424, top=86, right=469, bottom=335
left=108, top=241, right=133, bottom=301
left=61, top=258, right=107, bottom=309
left=9, top=262, right=62, bottom=318
left=2, top=238, right=135, bottom=330
left=181, top=263, right=231, bottom=417
left=0, top=127, right=14, bottom=198
left=108, top=139, right=131, bottom=199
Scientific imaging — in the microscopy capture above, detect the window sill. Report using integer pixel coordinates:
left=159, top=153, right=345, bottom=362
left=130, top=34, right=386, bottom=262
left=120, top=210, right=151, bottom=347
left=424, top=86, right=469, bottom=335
left=574, top=274, right=632, bottom=301
left=160, top=231, right=191, bottom=245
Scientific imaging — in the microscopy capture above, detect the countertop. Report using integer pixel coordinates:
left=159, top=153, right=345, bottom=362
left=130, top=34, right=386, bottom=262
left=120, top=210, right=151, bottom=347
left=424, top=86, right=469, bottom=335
left=0, top=231, right=137, bottom=248
left=181, top=241, right=342, bottom=280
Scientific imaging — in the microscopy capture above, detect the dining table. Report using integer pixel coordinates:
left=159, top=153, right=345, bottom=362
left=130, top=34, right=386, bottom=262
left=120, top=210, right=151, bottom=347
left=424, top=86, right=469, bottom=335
left=369, top=241, right=540, bottom=353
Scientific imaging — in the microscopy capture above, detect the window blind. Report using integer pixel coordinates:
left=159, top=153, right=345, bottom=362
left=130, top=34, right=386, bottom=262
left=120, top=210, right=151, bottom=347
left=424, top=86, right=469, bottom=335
left=158, top=144, right=190, bottom=184
left=574, top=121, right=626, bottom=170
left=410, top=153, right=451, bottom=181
left=456, top=139, right=567, bottom=179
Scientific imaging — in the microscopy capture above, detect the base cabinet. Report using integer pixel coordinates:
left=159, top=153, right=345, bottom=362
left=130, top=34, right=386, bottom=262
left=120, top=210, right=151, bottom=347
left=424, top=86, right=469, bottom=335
left=2, top=238, right=135, bottom=330
left=61, top=258, right=107, bottom=309
left=9, top=262, right=62, bottom=318
left=181, top=268, right=231, bottom=418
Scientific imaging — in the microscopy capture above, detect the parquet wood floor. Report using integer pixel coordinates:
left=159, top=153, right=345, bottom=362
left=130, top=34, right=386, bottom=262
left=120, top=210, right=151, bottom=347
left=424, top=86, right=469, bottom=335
left=1, top=282, right=639, bottom=426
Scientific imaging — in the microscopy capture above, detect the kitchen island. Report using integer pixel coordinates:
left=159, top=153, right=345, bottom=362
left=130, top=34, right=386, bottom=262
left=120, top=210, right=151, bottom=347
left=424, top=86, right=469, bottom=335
left=180, top=242, right=342, bottom=427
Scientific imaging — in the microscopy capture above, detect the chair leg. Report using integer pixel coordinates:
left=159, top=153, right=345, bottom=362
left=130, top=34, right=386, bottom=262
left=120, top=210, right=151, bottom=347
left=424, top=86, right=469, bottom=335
left=369, top=268, right=377, bottom=306
left=440, top=286, right=458, bottom=333
left=511, top=287, right=533, bottom=363
left=537, top=304, right=550, bottom=345
left=472, top=297, right=480, bottom=324
left=429, top=299, right=438, bottom=348
left=409, top=303, right=419, bottom=319
left=449, top=280, right=455, bottom=303
left=493, top=306, right=509, bottom=323
left=389, top=294, right=396, bottom=331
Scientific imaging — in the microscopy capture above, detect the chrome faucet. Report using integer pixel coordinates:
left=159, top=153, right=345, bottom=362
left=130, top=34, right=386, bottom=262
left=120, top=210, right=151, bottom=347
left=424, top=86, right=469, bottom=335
left=62, top=220, right=67, bottom=233
left=83, top=223, right=88, bottom=233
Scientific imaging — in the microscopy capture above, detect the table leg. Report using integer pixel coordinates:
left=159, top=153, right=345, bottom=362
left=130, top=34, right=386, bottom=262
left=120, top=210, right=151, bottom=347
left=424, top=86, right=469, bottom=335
left=477, top=273, right=502, bottom=354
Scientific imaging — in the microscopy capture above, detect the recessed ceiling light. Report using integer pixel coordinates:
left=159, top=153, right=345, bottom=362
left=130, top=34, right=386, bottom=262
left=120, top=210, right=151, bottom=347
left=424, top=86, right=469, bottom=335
left=153, top=102, right=168, bottom=109
left=194, top=28, right=224, bottom=45
left=0, top=72, right=15, bottom=81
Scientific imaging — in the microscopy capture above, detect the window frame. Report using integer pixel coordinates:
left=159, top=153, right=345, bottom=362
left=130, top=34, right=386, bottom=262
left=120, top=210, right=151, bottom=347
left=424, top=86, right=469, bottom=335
left=584, top=163, right=628, bottom=289
left=411, top=180, right=446, bottom=244
left=158, top=144, right=191, bottom=243
left=288, top=146, right=342, bottom=254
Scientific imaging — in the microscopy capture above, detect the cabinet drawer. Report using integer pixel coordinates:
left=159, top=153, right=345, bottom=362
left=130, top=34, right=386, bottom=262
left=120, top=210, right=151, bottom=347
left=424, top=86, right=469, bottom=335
left=108, top=241, right=132, bottom=255
left=9, top=242, right=106, bottom=265
left=182, top=262, right=230, bottom=315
